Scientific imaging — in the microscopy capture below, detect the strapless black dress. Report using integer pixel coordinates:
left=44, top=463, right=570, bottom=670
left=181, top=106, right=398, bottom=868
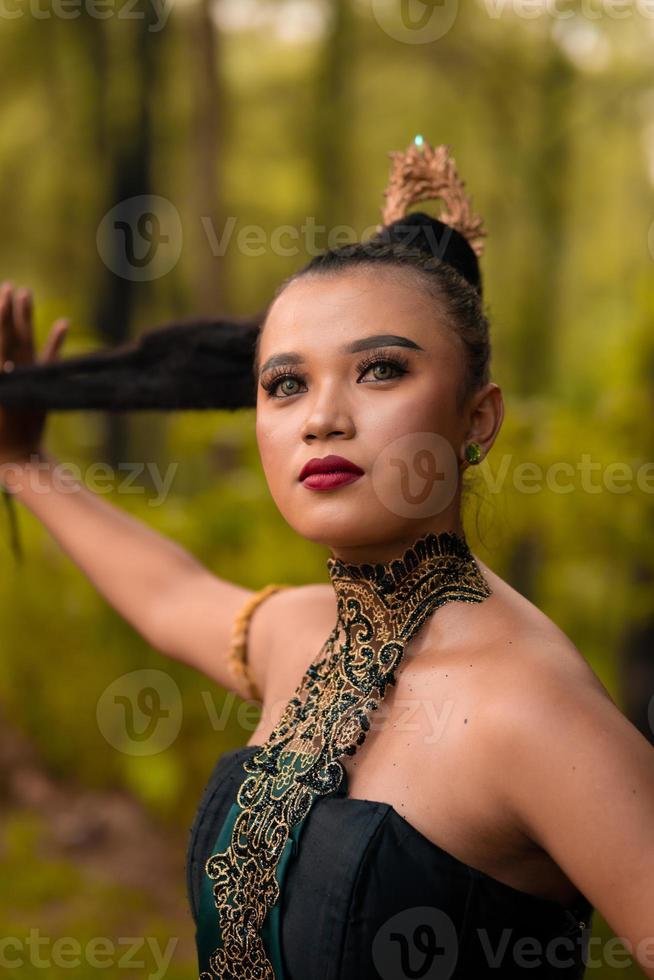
left=187, top=744, right=594, bottom=980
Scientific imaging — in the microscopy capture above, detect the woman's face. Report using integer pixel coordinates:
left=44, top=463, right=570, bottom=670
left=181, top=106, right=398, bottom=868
left=255, top=267, right=479, bottom=563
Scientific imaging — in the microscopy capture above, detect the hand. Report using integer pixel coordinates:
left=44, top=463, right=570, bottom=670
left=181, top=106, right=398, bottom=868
left=0, top=281, right=69, bottom=467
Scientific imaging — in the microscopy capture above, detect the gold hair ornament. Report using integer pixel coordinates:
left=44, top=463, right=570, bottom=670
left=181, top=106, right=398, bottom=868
left=377, top=134, right=487, bottom=258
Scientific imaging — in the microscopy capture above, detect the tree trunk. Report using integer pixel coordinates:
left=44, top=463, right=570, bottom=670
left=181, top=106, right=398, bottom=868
left=310, top=0, right=355, bottom=228
left=87, top=6, right=161, bottom=466
left=187, top=0, right=224, bottom=314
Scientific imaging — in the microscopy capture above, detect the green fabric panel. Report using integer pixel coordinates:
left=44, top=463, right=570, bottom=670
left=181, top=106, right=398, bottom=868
left=196, top=753, right=344, bottom=977
left=261, top=814, right=308, bottom=977
left=196, top=800, right=240, bottom=973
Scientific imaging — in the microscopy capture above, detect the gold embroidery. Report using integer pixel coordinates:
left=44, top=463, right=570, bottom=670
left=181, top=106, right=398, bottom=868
left=200, top=531, right=492, bottom=979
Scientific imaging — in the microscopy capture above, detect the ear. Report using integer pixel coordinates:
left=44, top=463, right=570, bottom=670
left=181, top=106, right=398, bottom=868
left=459, top=382, right=504, bottom=465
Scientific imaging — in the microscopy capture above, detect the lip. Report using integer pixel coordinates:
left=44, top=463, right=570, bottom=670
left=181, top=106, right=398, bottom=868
left=301, top=470, right=363, bottom=491
left=299, top=454, right=364, bottom=482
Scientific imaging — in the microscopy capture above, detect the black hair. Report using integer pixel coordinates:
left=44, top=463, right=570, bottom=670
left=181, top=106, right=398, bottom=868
left=0, top=315, right=263, bottom=413
left=253, top=212, right=491, bottom=413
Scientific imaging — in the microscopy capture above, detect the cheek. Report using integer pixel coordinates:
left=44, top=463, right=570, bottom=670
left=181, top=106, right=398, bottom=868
left=255, top=408, right=294, bottom=483
left=370, top=384, right=456, bottom=443
left=365, top=386, right=462, bottom=520
left=257, top=406, right=291, bottom=443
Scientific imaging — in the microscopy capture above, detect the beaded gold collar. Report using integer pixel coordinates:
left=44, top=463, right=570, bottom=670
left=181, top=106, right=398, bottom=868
left=200, top=529, right=491, bottom=980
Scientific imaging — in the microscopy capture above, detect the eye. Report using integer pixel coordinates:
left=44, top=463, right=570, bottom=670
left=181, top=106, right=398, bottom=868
left=261, top=351, right=409, bottom=399
left=355, top=353, right=410, bottom=383
left=260, top=369, right=306, bottom=399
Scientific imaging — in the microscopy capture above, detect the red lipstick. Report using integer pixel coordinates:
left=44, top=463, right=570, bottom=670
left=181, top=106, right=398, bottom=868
left=299, top=454, right=364, bottom=491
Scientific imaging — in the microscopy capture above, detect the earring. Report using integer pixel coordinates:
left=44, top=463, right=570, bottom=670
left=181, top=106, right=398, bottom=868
left=464, top=441, right=483, bottom=465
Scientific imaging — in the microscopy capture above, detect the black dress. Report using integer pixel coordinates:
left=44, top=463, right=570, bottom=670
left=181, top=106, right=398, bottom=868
left=187, top=744, right=593, bottom=979
left=187, top=531, right=594, bottom=979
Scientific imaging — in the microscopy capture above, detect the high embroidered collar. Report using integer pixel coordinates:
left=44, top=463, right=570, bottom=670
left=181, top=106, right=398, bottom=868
left=326, top=529, right=491, bottom=639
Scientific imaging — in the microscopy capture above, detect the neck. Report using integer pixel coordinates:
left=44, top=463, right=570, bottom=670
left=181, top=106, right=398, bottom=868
left=326, top=519, right=467, bottom=566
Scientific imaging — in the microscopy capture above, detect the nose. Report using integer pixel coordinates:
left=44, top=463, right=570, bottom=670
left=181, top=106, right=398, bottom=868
left=301, top=400, right=355, bottom=443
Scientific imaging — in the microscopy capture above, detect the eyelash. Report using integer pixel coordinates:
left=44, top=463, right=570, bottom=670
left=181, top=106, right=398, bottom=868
left=260, top=350, right=410, bottom=399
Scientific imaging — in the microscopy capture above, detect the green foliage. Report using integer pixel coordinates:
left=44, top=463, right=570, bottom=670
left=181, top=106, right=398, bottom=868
left=0, top=4, right=652, bottom=975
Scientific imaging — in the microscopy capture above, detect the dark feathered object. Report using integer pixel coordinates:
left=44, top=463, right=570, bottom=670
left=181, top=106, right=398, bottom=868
left=0, top=314, right=264, bottom=564
left=0, top=315, right=263, bottom=412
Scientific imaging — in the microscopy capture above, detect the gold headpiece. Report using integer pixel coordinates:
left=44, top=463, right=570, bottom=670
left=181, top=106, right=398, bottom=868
left=377, top=135, right=487, bottom=258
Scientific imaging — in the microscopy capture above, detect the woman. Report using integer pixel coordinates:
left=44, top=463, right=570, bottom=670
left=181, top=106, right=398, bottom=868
left=1, top=140, right=653, bottom=980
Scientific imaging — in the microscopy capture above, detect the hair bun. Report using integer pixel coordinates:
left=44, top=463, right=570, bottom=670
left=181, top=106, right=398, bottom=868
left=373, top=211, right=482, bottom=297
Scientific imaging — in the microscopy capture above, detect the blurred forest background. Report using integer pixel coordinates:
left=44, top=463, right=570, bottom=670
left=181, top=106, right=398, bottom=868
left=1, top=0, right=653, bottom=976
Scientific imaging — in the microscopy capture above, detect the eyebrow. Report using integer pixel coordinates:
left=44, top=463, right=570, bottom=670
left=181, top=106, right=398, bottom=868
left=258, top=334, right=425, bottom=378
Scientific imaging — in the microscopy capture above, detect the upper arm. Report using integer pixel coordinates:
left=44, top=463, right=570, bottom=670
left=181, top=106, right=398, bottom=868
left=146, top=567, right=261, bottom=696
left=489, top=654, right=654, bottom=974
left=148, top=567, right=333, bottom=702
left=248, top=583, right=337, bottom=701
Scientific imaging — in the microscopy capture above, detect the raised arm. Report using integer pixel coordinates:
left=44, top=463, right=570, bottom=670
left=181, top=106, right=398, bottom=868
left=0, top=282, right=288, bottom=700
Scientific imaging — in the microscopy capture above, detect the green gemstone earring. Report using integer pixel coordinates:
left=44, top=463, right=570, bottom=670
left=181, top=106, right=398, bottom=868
left=464, top=441, right=483, bottom=465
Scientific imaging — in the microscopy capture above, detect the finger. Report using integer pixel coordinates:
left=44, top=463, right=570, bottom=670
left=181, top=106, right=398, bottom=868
left=40, top=319, right=70, bottom=363
left=12, top=288, right=34, bottom=361
left=0, top=285, right=15, bottom=365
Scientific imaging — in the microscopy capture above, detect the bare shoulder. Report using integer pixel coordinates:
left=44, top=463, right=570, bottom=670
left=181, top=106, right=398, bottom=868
left=470, top=569, right=654, bottom=942
left=470, top=553, right=609, bottom=695
left=454, top=561, right=623, bottom=825
left=248, top=583, right=337, bottom=698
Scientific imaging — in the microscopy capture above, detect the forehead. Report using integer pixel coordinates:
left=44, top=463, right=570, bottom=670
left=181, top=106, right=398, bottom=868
left=260, top=268, right=454, bottom=357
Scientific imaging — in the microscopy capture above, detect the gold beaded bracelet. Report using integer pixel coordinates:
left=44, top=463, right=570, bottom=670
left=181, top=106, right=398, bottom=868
left=227, top=583, right=292, bottom=701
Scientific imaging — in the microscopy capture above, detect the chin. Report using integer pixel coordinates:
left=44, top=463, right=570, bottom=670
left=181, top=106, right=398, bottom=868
left=280, top=504, right=410, bottom=555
